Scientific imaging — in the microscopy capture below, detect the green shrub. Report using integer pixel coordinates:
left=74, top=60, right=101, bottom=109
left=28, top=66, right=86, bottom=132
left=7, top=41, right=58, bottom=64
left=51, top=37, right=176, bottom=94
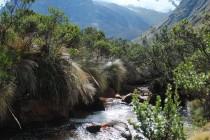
left=0, top=48, right=14, bottom=87
left=132, top=85, right=185, bottom=140
left=174, top=61, right=209, bottom=92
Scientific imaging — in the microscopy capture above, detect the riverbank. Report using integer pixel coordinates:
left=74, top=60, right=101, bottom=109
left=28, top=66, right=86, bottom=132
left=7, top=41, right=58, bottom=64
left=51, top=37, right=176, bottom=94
left=0, top=98, right=139, bottom=140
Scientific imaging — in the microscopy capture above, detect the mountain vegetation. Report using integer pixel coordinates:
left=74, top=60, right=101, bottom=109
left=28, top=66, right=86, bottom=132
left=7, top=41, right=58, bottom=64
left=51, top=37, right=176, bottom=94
left=0, top=0, right=209, bottom=139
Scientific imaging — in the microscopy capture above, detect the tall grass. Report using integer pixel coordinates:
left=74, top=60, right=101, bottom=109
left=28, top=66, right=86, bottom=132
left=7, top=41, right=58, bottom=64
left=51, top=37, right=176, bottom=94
left=15, top=56, right=97, bottom=107
left=0, top=50, right=127, bottom=125
left=63, top=60, right=96, bottom=105
left=103, top=59, right=127, bottom=92
left=79, top=61, right=108, bottom=94
left=15, top=59, right=38, bottom=97
left=80, top=59, right=127, bottom=95
left=0, top=83, right=15, bottom=121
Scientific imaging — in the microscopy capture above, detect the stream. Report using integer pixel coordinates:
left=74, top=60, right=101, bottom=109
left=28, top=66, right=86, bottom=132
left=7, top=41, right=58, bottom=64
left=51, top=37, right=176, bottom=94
left=2, top=99, right=141, bottom=140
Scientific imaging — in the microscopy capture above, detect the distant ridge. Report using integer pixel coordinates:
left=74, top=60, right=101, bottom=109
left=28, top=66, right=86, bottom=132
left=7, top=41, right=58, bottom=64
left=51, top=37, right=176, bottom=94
left=134, top=0, right=210, bottom=43
left=31, top=0, right=168, bottom=40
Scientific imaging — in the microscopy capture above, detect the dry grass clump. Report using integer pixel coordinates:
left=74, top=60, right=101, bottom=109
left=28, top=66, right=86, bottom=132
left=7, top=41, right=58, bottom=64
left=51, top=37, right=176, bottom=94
left=63, top=61, right=96, bottom=105
left=0, top=83, right=15, bottom=120
left=79, top=61, right=108, bottom=94
left=79, top=59, right=127, bottom=95
left=26, top=57, right=97, bottom=107
left=189, top=131, right=210, bottom=140
left=0, top=52, right=127, bottom=126
left=188, top=122, right=210, bottom=140
left=103, top=59, right=127, bottom=92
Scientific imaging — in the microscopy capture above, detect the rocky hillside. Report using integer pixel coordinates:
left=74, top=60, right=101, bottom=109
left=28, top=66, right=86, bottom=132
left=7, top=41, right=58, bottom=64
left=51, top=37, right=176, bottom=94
left=31, top=0, right=167, bottom=40
left=134, top=0, right=210, bottom=43
left=161, top=0, right=210, bottom=27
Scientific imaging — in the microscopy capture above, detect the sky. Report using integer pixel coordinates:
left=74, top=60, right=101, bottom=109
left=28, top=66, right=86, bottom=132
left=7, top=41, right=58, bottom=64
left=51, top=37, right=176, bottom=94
left=0, top=0, right=6, bottom=6
left=0, top=0, right=176, bottom=13
left=95, top=0, right=176, bottom=13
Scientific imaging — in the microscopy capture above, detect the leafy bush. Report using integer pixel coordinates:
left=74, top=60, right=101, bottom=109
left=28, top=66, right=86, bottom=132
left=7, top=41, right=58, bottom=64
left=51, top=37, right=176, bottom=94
left=174, top=61, right=209, bottom=91
left=0, top=48, right=14, bottom=87
left=132, top=85, right=185, bottom=140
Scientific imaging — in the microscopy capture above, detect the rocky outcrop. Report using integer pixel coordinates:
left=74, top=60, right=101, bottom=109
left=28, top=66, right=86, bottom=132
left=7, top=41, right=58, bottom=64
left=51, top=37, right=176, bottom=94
left=134, top=0, right=210, bottom=44
left=162, top=0, right=210, bottom=26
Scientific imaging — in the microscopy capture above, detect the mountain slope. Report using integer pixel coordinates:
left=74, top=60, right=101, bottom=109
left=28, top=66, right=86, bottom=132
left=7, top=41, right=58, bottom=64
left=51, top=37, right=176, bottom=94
left=94, top=2, right=149, bottom=39
left=127, top=6, right=170, bottom=26
left=31, top=0, right=167, bottom=39
left=134, top=0, right=210, bottom=43
left=162, top=0, right=210, bottom=26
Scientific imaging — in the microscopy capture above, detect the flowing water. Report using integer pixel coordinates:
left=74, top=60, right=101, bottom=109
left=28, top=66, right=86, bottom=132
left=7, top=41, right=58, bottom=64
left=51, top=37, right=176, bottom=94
left=3, top=99, right=140, bottom=140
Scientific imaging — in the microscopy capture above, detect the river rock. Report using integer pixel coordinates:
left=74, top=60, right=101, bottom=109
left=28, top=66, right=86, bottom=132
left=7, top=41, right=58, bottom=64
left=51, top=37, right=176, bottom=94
left=122, top=93, right=150, bottom=104
left=86, top=124, right=101, bottom=133
left=115, top=94, right=123, bottom=99
left=121, top=86, right=152, bottom=104
left=111, top=122, right=132, bottom=140
left=122, top=93, right=133, bottom=104
left=86, top=121, right=132, bottom=140
left=138, top=86, right=152, bottom=96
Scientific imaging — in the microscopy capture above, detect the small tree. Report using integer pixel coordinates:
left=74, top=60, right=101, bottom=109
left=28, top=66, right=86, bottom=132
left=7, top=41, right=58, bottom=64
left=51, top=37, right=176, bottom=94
left=94, top=40, right=111, bottom=61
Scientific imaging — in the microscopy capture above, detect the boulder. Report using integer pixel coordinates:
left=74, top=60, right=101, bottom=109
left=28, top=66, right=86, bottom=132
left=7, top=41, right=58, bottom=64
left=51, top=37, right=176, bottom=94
left=86, top=121, right=132, bottom=140
left=122, top=93, right=133, bottom=104
left=111, top=122, right=132, bottom=140
left=115, top=94, right=123, bottom=99
left=122, top=86, right=152, bottom=104
left=138, top=86, right=152, bottom=96
left=86, top=124, right=101, bottom=133
left=122, top=93, right=151, bottom=104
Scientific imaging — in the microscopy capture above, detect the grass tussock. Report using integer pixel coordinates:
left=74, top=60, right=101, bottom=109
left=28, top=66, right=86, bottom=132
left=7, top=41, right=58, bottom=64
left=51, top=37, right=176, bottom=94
left=189, top=131, right=210, bottom=140
left=103, top=59, right=127, bottom=92
left=79, top=61, right=108, bottom=94
left=80, top=59, right=127, bottom=95
left=64, top=61, right=96, bottom=105
left=15, top=59, right=38, bottom=97
left=14, top=56, right=96, bottom=108
left=188, top=100, right=208, bottom=126
left=0, top=51, right=127, bottom=122
left=187, top=122, right=210, bottom=140
left=0, top=83, right=15, bottom=121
